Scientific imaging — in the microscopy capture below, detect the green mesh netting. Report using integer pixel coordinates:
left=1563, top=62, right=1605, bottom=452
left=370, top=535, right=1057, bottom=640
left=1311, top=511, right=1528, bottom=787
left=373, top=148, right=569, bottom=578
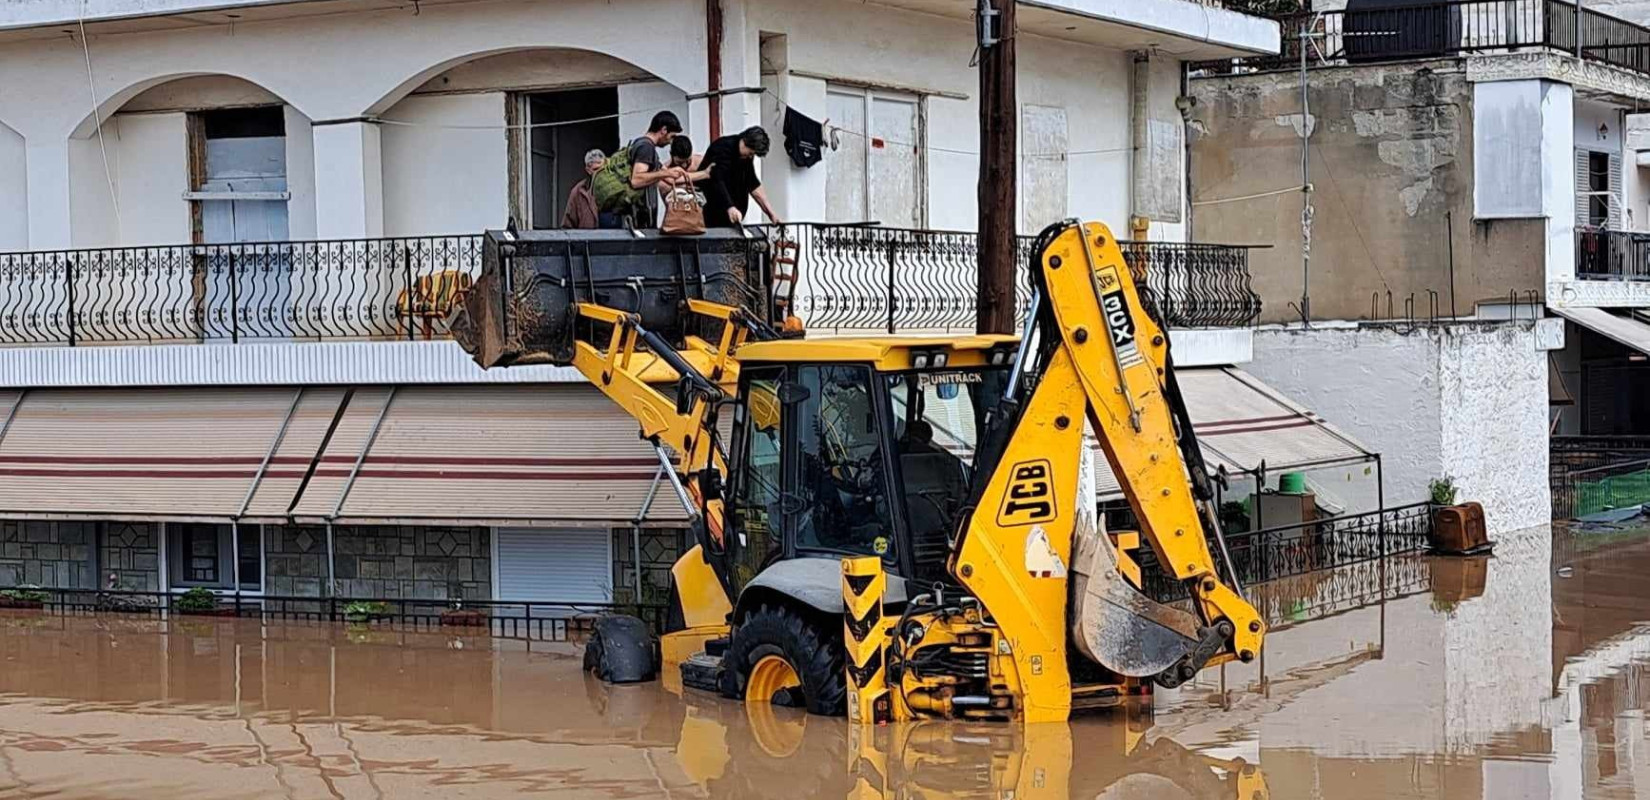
left=1575, top=469, right=1650, bottom=518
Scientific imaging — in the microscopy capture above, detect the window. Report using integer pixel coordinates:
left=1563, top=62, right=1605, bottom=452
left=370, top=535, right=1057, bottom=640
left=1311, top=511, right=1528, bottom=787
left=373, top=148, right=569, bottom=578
left=177, top=524, right=221, bottom=585
left=169, top=524, right=262, bottom=590
left=1576, top=148, right=1622, bottom=230
left=730, top=368, right=787, bottom=590
left=513, top=88, right=619, bottom=229
left=189, top=106, right=290, bottom=243
left=825, top=87, right=923, bottom=227
left=794, top=364, right=892, bottom=558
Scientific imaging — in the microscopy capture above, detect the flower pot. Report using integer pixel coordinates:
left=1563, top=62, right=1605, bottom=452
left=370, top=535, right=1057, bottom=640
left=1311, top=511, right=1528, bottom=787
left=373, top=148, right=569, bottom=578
left=178, top=607, right=238, bottom=617
left=1431, top=502, right=1492, bottom=555
left=440, top=609, right=487, bottom=628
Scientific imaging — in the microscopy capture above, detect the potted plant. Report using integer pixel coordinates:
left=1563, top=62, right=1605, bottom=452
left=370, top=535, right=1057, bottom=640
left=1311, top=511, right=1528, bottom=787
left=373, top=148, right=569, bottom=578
left=174, top=587, right=236, bottom=617
left=1429, top=476, right=1492, bottom=555
left=439, top=599, right=486, bottom=628
left=343, top=600, right=391, bottom=624
left=0, top=585, right=47, bottom=610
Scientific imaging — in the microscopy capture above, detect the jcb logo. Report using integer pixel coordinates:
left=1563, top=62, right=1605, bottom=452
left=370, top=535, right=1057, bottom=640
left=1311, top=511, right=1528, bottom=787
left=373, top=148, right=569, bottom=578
left=997, top=459, right=1056, bottom=527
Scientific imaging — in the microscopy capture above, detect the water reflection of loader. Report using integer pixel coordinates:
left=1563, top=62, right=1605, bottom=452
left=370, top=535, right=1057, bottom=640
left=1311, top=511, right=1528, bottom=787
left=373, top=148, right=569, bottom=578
left=670, top=689, right=1267, bottom=800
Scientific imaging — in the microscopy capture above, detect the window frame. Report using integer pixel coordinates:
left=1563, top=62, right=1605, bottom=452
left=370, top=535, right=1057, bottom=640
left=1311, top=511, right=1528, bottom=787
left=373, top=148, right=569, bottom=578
left=823, top=83, right=928, bottom=229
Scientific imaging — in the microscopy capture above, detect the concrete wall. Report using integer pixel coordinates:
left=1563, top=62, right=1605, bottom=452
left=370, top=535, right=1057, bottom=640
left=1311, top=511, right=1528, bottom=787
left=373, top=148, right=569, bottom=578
left=380, top=93, right=509, bottom=237
left=0, top=0, right=1186, bottom=248
left=0, top=120, right=26, bottom=251
left=1192, top=62, right=1545, bottom=322
left=744, top=0, right=1168, bottom=238
left=1247, top=320, right=1559, bottom=534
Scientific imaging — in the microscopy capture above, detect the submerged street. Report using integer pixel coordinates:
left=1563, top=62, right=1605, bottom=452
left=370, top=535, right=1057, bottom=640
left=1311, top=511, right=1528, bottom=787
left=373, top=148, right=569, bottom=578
left=0, top=522, right=1643, bottom=799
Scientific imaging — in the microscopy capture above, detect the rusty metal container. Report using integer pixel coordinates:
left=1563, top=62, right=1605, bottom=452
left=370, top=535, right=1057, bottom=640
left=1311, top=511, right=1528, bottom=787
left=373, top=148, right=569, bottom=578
left=451, top=229, right=761, bottom=368
left=1431, top=501, right=1491, bottom=555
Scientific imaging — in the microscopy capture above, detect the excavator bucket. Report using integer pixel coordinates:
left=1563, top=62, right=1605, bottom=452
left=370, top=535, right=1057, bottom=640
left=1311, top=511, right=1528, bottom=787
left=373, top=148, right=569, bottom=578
left=450, top=229, right=762, bottom=368
left=1068, top=440, right=1201, bottom=678
left=1069, top=520, right=1201, bottom=678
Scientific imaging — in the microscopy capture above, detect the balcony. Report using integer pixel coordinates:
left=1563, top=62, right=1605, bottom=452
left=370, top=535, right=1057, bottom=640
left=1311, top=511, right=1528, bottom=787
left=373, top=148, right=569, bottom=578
left=1577, top=228, right=1650, bottom=280
left=0, top=226, right=1260, bottom=350
left=1199, top=0, right=1650, bottom=77
left=781, top=224, right=1263, bottom=335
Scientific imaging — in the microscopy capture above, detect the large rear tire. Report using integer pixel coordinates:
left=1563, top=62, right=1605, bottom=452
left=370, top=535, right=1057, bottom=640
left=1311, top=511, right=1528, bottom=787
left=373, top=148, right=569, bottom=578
left=721, top=604, right=846, bottom=717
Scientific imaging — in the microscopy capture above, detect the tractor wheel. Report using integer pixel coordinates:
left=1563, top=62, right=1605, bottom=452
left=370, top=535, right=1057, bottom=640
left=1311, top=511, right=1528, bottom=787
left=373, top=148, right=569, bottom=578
left=721, top=604, right=846, bottom=717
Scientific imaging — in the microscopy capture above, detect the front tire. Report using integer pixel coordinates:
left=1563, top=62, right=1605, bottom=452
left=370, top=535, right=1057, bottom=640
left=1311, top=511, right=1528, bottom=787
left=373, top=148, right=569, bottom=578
left=721, top=604, right=846, bottom=716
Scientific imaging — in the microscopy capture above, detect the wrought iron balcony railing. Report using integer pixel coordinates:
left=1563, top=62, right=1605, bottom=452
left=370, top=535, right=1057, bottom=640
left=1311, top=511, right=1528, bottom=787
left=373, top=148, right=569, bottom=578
left=0, top=235, right=483, bottom=346
left=1576, top=227, right=1650, bottom=281
left=779, top=223, right=1262, bottom=334
left=1199, top=0, right=1650, bottom=78
left=0, top=225, right=1260, bottom=347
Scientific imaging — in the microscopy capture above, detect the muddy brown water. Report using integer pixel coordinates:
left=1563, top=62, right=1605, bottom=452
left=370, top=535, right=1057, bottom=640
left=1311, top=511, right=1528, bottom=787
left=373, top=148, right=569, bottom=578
left=3, top=523, right=1650, bottom=798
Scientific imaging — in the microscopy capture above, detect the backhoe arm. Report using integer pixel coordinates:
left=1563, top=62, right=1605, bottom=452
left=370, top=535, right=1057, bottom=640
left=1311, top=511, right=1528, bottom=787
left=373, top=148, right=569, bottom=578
left=951, top=221, right=1263, bottom=721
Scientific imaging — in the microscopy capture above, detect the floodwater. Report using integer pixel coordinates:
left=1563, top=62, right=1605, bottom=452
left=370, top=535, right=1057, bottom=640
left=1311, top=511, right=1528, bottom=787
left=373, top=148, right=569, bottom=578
left=3, top=524, right=1650, bottom=798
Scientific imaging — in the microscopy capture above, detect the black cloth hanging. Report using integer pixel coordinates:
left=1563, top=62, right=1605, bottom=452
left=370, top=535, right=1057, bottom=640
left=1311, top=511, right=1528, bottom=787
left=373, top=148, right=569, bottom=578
left=783, top=107, right=825, bottom=169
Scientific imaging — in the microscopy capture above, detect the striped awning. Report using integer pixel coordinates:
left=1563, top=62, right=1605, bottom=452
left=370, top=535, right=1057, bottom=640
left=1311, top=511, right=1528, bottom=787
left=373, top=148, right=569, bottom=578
left=1094, top=367, right=1375, bottom=499
left=0, top=385, right=679, bottom=526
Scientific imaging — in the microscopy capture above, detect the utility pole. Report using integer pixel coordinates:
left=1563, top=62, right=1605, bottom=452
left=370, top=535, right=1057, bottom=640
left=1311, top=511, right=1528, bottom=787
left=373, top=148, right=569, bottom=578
left=976, top=0, right=1017, bottom=335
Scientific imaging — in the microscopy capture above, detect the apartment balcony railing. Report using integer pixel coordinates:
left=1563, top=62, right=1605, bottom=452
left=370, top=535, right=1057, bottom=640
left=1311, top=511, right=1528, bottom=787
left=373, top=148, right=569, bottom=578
left=1199, top=0, right=1650, bottom=77
left=0, top=225, right=1261, bottom=347
left=0, top=235, right=484, bottom=346
left=779, top=223, right=1262, bottom=334
left=1577, top=227, right=1650, bottom=280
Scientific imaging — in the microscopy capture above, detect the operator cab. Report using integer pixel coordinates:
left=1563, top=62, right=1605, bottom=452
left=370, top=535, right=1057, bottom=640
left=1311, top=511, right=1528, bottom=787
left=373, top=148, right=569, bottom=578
left=716, top=337, right=1017, bottom=596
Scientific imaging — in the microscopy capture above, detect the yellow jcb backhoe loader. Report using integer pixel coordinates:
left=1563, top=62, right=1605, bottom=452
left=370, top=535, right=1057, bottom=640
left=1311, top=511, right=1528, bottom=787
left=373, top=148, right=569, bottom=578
left=451, top=219, right=1264, bottom=723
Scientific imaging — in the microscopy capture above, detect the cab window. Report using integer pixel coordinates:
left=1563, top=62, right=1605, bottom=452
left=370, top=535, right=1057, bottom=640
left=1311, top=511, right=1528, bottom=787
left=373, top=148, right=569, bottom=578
left=794, top=364, right=893, bottom=559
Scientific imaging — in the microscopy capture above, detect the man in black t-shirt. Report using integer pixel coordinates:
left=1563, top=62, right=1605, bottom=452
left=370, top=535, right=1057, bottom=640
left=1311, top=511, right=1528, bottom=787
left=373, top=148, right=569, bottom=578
left=695, top=126, right=783, bottom=227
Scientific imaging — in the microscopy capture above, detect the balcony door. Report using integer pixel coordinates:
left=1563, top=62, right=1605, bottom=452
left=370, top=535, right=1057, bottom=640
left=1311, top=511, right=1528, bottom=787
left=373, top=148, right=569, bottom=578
left=513, top=88, right=619, bottom=230
left=189, top=106, right=295, bottom=341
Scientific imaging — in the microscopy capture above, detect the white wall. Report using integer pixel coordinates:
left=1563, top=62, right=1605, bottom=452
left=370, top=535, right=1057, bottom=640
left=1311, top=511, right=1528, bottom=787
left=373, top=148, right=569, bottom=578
left=743, top=0, right=1148, bottom=237
left=1247, top=321, right=1558, bottom=534
left=0, top=120, right=25, bottom=251
left=380, top=93, right=508, bottom=237
left=284, top=105, right=317, bottom=240
left=110, top=113, right=189, bottom=246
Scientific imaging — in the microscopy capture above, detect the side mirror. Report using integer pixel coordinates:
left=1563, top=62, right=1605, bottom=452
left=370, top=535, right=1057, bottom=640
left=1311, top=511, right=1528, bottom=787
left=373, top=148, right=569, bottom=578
left=778, top=383, right=812, bottom=405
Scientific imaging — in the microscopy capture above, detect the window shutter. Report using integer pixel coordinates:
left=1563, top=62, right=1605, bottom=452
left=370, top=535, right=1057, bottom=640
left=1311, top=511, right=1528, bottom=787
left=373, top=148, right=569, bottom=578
left=1576, top=148, right=1592, bottom=229
left=1610, top=152, right=1624, bottom=230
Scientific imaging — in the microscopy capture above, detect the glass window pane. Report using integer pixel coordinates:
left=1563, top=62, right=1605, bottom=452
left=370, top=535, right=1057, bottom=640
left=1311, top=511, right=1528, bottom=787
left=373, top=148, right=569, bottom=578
left=795, top=365, right=891, bottom=557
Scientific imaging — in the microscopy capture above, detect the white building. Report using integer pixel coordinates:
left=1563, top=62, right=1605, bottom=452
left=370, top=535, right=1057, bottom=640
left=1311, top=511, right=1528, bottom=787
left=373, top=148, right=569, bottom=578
left=0, top=0, right=1306, bottom=612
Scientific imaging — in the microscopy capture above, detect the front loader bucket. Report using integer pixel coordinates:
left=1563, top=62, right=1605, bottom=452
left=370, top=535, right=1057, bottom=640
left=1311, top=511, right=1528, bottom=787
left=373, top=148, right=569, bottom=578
left=450, top=229, right=763, bottom=368
left=1069, top=516, right=1201, bottom=678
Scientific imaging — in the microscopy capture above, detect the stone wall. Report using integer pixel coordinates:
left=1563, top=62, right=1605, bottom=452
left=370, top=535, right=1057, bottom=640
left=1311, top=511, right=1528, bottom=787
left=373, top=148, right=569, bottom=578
left=266, top=525, right=492, bottom=601
left=1191, top=60, right=1546, bottom=323
left=611, top=528, right=685, bottom=605
left=0, top=521, right=96, bottom=589
left=100, top=521, right=161, bottom=591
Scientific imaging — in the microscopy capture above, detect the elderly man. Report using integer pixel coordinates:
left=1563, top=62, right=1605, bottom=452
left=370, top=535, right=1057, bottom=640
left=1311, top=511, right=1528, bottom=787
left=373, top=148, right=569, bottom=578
left=561, top=148, right=611, bottom=229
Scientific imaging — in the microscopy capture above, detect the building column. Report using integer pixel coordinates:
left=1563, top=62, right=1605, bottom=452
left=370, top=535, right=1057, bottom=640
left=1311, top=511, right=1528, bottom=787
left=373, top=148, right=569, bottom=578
left=24, top=139, right=72, bottom=249
left=312, top=120, right=384, bottom=239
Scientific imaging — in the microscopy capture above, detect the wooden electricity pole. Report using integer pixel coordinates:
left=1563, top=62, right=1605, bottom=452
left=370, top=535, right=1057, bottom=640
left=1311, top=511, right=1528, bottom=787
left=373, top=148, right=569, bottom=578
left=976, top=0, right=1017, bottom=335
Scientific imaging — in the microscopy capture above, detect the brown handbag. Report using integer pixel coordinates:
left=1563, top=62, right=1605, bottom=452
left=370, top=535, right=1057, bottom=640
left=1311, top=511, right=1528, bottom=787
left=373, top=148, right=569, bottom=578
left=661, top=184, right=707, bottom=236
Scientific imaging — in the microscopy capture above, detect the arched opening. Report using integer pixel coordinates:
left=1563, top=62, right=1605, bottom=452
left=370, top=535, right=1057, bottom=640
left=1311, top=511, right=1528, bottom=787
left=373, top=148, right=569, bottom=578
left=68, top=74, right=314, bottom=248
left=373, top=48, right=691, bottom=235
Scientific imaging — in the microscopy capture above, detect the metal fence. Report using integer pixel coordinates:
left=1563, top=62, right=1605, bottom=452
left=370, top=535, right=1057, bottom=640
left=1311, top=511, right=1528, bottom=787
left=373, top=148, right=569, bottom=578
left=1551, top=435, right=1650, bottom=518
left=0, top=587, right=666, bottom=644
left=776, top=223, right=1261, bottom=334
left=1134, top=501, right=1436, bottom=604
left=1199, top=0, right=1650, bottom=77
left=0, top=235, right=483, bottom=346
left=1576, top=228, right=1650, bottom=281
